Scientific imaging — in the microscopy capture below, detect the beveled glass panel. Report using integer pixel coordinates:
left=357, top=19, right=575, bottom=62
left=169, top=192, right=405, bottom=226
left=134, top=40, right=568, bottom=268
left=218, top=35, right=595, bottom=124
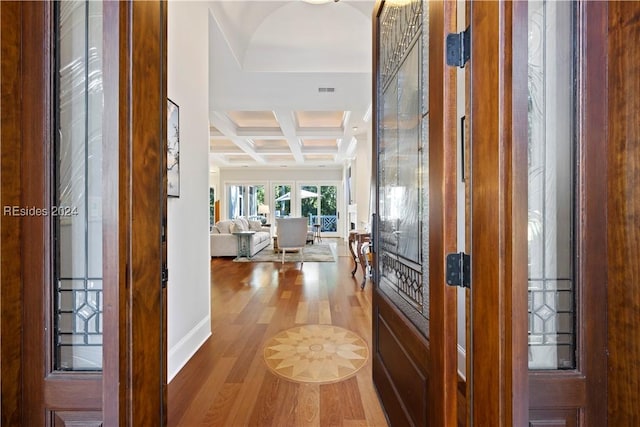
left=377, top=0, right=429, bottom=335
left=396, top=43, right=421, bottom=264
left=527, top=0, right=576, bottom=370
left=54, top=0, right=104, bottom=371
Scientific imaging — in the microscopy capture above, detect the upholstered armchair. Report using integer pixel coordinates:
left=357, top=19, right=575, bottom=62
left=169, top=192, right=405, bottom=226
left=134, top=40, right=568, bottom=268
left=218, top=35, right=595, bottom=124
left=275, top=217, right=309, bottom=265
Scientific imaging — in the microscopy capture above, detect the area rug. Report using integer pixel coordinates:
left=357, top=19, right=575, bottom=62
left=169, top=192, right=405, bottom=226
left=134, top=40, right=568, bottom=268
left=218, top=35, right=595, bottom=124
left=233, top=243, right=336, bottom=263
left=263, top=324, right=369, bottom=384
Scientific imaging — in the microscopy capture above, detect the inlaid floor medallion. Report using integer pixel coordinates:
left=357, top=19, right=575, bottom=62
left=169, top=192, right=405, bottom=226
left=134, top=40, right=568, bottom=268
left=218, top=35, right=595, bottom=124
left=263, top=324, right=369, bottom=384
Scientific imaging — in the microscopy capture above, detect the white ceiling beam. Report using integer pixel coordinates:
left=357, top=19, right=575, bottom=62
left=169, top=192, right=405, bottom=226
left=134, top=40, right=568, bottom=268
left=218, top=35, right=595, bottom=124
left=209, top=112, right=266, bottom=164
left=273, top=109, right=305, bottom=163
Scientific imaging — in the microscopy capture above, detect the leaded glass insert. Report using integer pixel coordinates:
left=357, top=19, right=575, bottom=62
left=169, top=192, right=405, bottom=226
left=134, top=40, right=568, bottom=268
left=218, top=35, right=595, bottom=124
left=54, top=0, right=104, bottom=371
left=527, top=0, right=576, bottom=370
left=377, top=0, right=429, bottom=335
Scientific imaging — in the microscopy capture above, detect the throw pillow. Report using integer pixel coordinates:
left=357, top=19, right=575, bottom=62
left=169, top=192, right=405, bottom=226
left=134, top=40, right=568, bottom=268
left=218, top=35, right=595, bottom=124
left=248, top=220, right=263, bottom=231
left=238, top=217, right=249, bottom=230
left=211, top=225, right=221, bottom=234
left=233, top=218, right=247, bottom=232
left=216, top=220, right=232, bottom=234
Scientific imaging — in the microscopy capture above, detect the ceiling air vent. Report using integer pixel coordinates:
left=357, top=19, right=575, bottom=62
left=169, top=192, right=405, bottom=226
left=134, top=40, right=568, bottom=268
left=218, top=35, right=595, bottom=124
left=318, top=87, right=335, bottom=93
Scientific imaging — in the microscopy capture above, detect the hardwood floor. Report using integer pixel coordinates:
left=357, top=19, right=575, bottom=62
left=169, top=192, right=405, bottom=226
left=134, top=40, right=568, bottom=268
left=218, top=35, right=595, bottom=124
left=168, top=239, right=389, bottom=426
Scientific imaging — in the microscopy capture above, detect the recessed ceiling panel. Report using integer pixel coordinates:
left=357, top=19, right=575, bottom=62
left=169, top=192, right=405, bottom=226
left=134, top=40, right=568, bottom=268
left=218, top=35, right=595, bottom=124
left=226, top=154, right=254, bottom=163
left=296, top=111, right=344, bottom=128
left=304, top=154, right=336, bottom=162
left=209, top=125, right=223, bottom=136
left=227, top=111, right=280, bottom=128
left=263, top=154, right=295, bottom=163
left=301, top=138, right=338, bottom=149
left=254, top=139, right=290, bottom=151
left=210, top=139, right=243, bottom=153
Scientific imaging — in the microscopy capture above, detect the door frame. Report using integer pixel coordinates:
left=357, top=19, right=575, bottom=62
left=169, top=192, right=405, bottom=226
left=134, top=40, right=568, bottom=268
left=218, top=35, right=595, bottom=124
left=467, top=1, right=529, bottom=425
left=0, top=1, right=167, bottom=425
left=468, top=1, right=609, bottom=425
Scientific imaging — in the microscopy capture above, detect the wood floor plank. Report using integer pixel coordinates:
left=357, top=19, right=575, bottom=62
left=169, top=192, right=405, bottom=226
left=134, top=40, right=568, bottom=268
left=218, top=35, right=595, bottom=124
left=174, top=357, right=237, bottom=427
left=258, top=306, right=277, bottom=324
left=295, top=384, right=321, bottom=427
left=320, top=382, right=344, bottom=426
left=200, top=382, right=242, bottom=427
left=295, top=300, right=309, bottom=324
left=225, top=324, right=268, bottom=383
left=334, top=377, right=367, bottom=420
left=319, top=300, right=332, bottom=325
left=168, top=239, right=389, bottom=426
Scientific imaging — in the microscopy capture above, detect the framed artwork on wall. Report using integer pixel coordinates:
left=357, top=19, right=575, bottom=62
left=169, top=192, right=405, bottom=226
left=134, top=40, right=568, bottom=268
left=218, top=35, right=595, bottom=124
left=167, top=98, right=180, bottom=197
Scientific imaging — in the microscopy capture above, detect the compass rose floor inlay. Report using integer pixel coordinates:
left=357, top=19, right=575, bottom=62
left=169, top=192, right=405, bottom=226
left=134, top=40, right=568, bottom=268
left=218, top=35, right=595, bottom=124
left=263, top=324, right=369, bottom=384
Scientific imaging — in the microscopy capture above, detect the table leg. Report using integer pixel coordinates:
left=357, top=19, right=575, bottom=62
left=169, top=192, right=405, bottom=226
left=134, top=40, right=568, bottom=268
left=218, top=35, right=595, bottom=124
left=357, top=240, right=367, bottom=287
left=349, top=234, right=358, bottom=276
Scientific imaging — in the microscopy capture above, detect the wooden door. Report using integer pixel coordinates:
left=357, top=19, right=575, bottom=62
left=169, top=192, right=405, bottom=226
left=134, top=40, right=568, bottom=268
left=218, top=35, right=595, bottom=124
left=468, top=1, right=608, bottom=425
left=1, top=1, right=167, bottom=425
left=372, top=1, right=459, bottom=426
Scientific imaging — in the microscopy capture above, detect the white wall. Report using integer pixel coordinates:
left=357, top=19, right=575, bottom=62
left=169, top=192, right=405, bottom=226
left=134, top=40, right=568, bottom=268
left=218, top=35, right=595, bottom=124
left=167, top=1, right=211, bottom=382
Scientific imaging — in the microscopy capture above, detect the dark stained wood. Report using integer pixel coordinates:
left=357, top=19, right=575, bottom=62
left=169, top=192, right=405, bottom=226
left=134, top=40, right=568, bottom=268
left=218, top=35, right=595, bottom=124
left=607, top=2, right=640, bottom=425
left=457, top=375, right=466, bottom=427
left=377, top=313, right=428, bottom=425
left=102, top=2, right=126, bottom=425
left=428, top=1, right=459, bottom=425
left=373, top=291, right=430, bottom=426
left=371, top=0, right=459, bottom=425
left=167, top=244, right=389, bottom=426
left=127, top=1, right=167, bottom=424
left=53, top=411, right=102, bottom=427
left=529, top=409, right=578, bottom=427
left=576, top=2, right=609, bottom=425
left=469, top=1, right=528, bottom=425
left=20, top=3, right=52, bottom=424
left=0, top=2, right=24, bottom=425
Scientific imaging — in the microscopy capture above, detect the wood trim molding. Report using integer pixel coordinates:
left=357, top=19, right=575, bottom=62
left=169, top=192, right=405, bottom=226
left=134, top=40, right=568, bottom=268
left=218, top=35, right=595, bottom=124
left=428, top=1, right=459, bottom=426
left=469, top=1, right=529, bottom=425
left=1, top=2, right=24, bottom=424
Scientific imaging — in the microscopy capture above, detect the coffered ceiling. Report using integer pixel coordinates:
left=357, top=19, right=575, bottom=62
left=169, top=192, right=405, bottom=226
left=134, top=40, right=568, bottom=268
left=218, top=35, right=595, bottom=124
left=207, top=0, right=375, bottom=169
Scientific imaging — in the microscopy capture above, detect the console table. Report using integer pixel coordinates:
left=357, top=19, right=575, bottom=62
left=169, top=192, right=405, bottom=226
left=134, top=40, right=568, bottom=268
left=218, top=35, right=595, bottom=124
left=232, top=230, right=255, bottom=259
left=349, top=230, right=371, bottom=288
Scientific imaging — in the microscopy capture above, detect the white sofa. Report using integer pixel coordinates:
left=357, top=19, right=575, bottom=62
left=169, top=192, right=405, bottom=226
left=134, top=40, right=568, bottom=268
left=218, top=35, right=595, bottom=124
left=210, top=217, right=271, bottom=257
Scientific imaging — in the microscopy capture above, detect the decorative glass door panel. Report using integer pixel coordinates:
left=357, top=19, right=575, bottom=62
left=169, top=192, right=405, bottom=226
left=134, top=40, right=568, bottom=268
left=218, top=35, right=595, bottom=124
left=377, top=0, right=429, bottom=332
left=527, top=0, right=576, bottom=370
left=55, top=0, right=104, bottom=371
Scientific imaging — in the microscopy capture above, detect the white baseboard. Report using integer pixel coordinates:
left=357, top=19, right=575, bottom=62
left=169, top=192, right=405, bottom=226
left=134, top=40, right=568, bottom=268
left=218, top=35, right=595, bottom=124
left=457, top=344, right=466, bottom=380
left=167, top=316, right=211, bottom=382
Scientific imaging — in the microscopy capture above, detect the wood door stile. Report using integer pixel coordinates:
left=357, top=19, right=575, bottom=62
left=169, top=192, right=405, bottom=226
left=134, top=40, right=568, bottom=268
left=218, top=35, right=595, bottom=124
left=608, top=2, right=640, bottom=425
left=468, top=1, right=529, bottom=425
left=1, top=2, right=26, bottom=424
left=429, top=1, right=459, bottom=425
